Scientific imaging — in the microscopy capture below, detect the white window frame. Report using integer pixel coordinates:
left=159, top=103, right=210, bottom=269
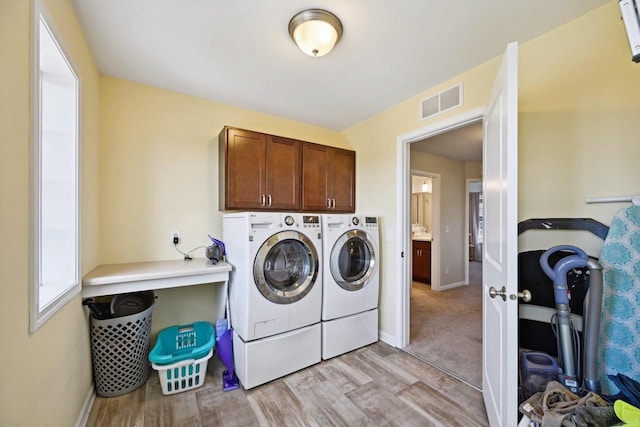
left=29, top=0, right=81, bottom=333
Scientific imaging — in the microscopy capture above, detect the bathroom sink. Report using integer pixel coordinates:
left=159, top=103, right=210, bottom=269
left=412, top=233, right=432, bottom=241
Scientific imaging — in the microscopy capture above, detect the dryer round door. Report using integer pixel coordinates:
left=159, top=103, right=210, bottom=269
left=330, top=230, right=376, bottom=291
left=254, top=231, right=319, bottom=304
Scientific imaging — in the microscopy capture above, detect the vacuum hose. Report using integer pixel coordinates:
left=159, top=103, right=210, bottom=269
left=540, top=245, right=589, bottom=393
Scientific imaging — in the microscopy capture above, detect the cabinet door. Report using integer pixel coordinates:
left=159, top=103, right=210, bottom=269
left=222, top=128, right=266, bottom=210
left=266, top=135, right=301, bottom=210
left=302, top=143, right=330, bottom=211
left=328, top=148, right=355, bottom=212
left=412, top=242, right=422, bottom=281
left=424, top=242, right=431, bottom=284
left=412, top=241, right=431, bottom=283
left=302, top=144, right=355, bottom=212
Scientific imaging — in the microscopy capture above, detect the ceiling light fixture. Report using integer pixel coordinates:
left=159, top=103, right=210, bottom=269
left=288, top=9, right=343, bottom=57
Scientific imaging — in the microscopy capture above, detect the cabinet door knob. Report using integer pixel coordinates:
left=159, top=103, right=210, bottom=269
left=261, top=194, right=266, bottom=206
left=267, top=195, right=272, bottom=206
left=327, top=198, right=332, bottom=209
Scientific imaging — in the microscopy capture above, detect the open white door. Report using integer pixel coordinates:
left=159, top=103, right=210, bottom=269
left=482, top=42, right=519, bottom=426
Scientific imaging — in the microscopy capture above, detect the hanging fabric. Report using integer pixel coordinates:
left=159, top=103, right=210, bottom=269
left=598, top=205, right=640, bottom=395
left=469, top=192, right=482, bottom=262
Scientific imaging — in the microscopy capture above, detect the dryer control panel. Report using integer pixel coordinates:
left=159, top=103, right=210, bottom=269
left=363, top=216, right=379, bottom=229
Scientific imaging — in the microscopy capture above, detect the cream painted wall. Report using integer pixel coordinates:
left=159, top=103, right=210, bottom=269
left=518, top=2, right=640, bottom=256
left=344, top=61, right=499, bottom=338
left=465, top=161, right=482, bottom=179
left=344, top=1, right=639, bottom=340
left=411, top=151, right=467, bottom=286
left=0, top=0, right=100, bottom=425
left=99, top=77, right=350, bottom=332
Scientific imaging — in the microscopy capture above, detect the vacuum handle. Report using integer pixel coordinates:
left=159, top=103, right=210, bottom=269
left=540, top=245, right=588, bottom=282
left=540, top=245, right=588, bottom=305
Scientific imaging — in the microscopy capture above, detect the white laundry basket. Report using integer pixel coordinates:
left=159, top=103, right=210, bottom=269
left=152, top=349, right=213, bottom=395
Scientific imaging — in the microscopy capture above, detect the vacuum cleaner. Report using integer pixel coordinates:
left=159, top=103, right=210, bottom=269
left=539, top=245, right=603, bottom=394
left=216, top=318, right=239, bottom=391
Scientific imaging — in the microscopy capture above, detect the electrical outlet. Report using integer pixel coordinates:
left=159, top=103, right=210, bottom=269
left=171, top=230, right=181, bottom=245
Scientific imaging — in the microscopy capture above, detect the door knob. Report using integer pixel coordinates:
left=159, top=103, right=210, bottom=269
left=489, top=286, right=507, bottom=301
left=489, top=286, right=531, bottom=302
left=511, top=289, right=532, bottom=302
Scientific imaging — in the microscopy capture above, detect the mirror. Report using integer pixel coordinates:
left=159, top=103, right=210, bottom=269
left=411, top=175, right=432, bottom=235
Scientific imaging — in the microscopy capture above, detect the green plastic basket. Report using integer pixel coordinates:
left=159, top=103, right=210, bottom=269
left=149, top=322, right=215, bottom=365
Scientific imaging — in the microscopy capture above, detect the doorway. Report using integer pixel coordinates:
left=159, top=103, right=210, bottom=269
left=397, top=110, right=484, bottom=388
left=410, top=172, right=439, bottom=288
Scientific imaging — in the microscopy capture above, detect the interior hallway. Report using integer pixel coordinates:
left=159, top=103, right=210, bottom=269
left=404, top=261, right=483, bottom=388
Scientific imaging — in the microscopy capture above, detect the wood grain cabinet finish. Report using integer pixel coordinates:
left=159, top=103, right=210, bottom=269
left=412, top=240, right=431, bottom=284
left=302, top=143, right=355, bottom=213
left=219, top=127, right=301, bottom=211
left=219, top=126, right=355, bottom=213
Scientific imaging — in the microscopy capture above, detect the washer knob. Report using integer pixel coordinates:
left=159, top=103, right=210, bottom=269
left=352, top=217, right=360, bottom=226
left=284, top=215, right=294, bottom=226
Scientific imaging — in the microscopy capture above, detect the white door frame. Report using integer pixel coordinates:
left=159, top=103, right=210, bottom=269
left=396, top=107, right=484, bottom=348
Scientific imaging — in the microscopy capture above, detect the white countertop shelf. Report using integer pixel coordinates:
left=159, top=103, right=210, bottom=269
left=82, top=258, right=232, bottom=298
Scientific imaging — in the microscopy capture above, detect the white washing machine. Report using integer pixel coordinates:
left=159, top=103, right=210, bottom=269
left=223, top=212, right=322, bottom=389
left=321, top=214, right=380, bottom=359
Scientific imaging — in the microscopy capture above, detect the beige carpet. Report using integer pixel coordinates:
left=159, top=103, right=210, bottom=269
left=404, top=261, right=482, bottom=388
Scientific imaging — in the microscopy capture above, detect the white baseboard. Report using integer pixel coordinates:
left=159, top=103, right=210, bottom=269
left=438, top=280, right=466, bottom=291
left=75, top=385, right=95, bottom=427
left=378, top=330, right=398, bottom=347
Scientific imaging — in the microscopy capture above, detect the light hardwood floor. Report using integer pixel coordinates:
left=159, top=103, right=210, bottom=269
left=87, top=341, right=489, bottom=427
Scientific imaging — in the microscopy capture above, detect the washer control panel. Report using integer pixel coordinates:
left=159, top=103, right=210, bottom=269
left=303, top=215, right=321, bottom=229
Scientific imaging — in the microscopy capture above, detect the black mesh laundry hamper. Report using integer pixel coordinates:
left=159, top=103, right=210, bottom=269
left=89, top=291, right=155, bottom=397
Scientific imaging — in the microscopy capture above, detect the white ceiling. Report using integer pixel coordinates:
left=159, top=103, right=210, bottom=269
left=70, top=0, right=608, bottom=131
left=411, top=121, right=483, bottom=163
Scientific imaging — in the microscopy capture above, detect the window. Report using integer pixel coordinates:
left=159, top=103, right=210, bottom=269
left=30, top=0, right=80, bottom=332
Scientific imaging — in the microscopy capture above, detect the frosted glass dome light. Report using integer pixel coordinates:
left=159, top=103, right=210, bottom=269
left=289, top=9, right=343, bottom=57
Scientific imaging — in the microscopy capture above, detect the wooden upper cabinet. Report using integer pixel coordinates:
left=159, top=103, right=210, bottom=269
left=329, top=147, right=356, bottom=212
left=265, top=135, right=301, bottom=210
left=219, top=126, right=354, bottom=213
left=220, top=127, right=266, bottom=210
left=301, top=143, right=330, bottom=212
left=302, top=143, right=355, bottom=213
left=219, top=127, right=301, bottom=211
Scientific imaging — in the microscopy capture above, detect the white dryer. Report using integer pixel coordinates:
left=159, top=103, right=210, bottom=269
left=223, top=212, right=322, bottom=389
left=321, top=214, right=380, bottom=359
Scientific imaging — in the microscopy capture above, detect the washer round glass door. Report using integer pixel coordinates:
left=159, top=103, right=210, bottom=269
left=254, top=231, right=319, bottom=304
left=330, top=230, right=376, bottom=291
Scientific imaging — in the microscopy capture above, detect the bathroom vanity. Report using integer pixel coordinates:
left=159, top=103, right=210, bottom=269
left=412, top=238, right=431, bottom=284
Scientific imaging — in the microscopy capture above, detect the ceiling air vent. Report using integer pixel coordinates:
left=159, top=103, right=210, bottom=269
left=421, top=83, right=463, bottom=120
